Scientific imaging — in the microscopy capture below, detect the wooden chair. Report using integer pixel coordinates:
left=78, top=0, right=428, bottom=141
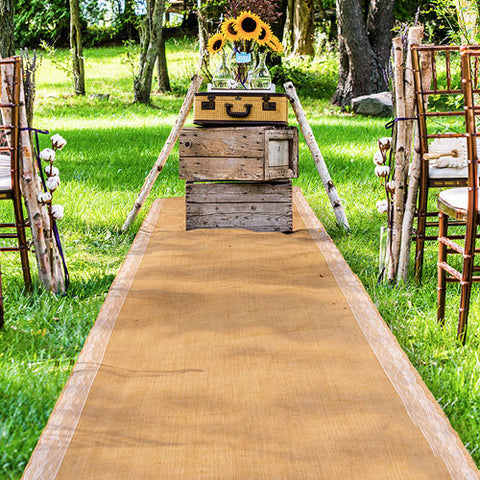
left=411, top=45, right=480, bottom=283
left=0, top=57, right=32, bottom=292
left=437, top=47, right=480, bottom=343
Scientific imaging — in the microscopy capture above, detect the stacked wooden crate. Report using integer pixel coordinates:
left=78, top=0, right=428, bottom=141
left=179, top=93, right=299, bottom=232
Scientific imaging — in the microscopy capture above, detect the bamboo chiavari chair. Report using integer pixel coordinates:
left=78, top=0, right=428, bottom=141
left=437, top=47, right=480, bottom=343
left=411, top=45, right=480, bottom=283
left=0, top=56, right=32, bottom=311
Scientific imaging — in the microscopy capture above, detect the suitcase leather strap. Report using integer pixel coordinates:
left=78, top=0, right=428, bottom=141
left=225, top=103, right=253, bottom=118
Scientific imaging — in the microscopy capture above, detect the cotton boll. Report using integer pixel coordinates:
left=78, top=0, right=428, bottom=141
left=378, top=137, right=392, bottom=151
left=42, top=192, right=52, bottom=203
left=45, top=165, right=59, bottom=177
left=37, top=192, right=44, bottom=203
left=373, top=150, right=385, bottom=166
left=51, top=204, right=64, bottom=220
left=375, top=165, right=390, bottom=177
left=51, top=134, right=67, bottom=150
left=39, top=148, right=56, bottom=162
left=376, top=200, right=389, bottom=214
left=46, top=175, right=60, bottom=192
left=386, top=180, right=396, bottom=194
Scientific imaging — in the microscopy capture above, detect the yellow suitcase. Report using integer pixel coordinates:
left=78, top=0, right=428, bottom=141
left=193, top=92, right=289, bottom=126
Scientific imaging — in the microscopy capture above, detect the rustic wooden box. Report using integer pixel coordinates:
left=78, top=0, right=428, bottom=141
left=185, top=180, right=292, bottom=232
left=193, top=92, right=288, bottom=126
left=179, top=126, right=298, bottom=182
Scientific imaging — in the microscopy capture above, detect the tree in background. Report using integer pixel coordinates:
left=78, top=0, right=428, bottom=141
left=0, top=0, right=15, bottom=58
left=285, top=0, right=315, bottom=56
left=156, top=36, right=171, bottom=92
left=332, top=0, right=394, bottom=107
left=134, top=0, right=166, bottom=103
left=70, top=0, right=86, bottom=95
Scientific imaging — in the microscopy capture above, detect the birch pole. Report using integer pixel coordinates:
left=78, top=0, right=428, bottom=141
left=387, top=27, right=423, bottom=282
left=122, top=73, right=203, bottom=232
left=397, top=50, right=432, bottom=284
left=284, top=81, right=349, bottom=231
left=0, top=60, right=64, bottom=292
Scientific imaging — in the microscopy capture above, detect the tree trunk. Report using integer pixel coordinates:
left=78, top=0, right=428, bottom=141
left=156, top=36, right=171, bottom=92
left=333, top=0, right=394, bottom=108
left=0, top=0, right=14, bottom=58
left=455, top=0, right=479, bottom=43
left=196, top=0, right=208, bottom=71
left=69, top=0, right=85, bottom=95
left=134, top=0, right=165, bottom=104
left=292, top=0, right=315, bottom=56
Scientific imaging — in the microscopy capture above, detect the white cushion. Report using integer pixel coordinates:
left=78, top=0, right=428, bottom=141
left=0, top=153, right=12, bottom=191
left=429, top=165, right=468, bottom=179
left=438, top=187, right=469, bottom=212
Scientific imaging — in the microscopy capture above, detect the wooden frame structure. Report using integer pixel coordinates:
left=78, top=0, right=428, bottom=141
left=437, top=47, right=480, bottom=343
left=0, top=57, right=32, bottom=294
left=411, top=45, right=480, bottom=282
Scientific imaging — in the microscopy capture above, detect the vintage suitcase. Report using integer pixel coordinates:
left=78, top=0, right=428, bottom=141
left=193, top=92, right=289, bottom=126
left=185, top=180, right=293, bottom=232
left=179, top=126, right=298, bottom=181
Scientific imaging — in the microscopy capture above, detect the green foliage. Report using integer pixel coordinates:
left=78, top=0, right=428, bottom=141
left=271, top=54, right=338, bottom=99
left=14, top=0, right=70, bottom=48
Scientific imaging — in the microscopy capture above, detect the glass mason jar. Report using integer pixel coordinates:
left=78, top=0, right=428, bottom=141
left=212, top=50, right=232, bottom=89
left=249, top=51, right=271, bottom=90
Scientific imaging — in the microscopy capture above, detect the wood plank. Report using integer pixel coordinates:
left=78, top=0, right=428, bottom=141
left=179, top=157, right=265, bottom=181
left=186, top=202, right=292, bottom=216
left=186, top=181, right=292, bottom=203
left=186, top=212, right=292, bottom=232
left=179, top=127, right=265, bottom=158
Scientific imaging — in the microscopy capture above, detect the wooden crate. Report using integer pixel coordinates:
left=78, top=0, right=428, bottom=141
left=185, top=181, right=292, bottom=232
left=179, top=126, right=298, bottom=182
left=193, top=92, right=288, bottom=126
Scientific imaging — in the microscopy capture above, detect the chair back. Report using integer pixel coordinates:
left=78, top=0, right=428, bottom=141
left=0, top=57, right=22, bottom=197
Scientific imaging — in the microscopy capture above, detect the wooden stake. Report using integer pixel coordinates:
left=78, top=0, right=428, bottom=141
left=0, top=59, right=64, bottom=292
left=397, top=50, right=433, bottom=284
left=122, top=74, right=203, bottom=232
left=283, top=81, right=349, bottom=231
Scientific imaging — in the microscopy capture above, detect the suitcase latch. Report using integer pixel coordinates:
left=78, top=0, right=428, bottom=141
left=262, top=95, right=277, bottom=111
left=201, top=95, right=216, bottom=110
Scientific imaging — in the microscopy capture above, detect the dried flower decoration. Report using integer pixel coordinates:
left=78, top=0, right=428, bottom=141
left=39, top=148, right=56, bottom=162
left=51, top=134, right=67, bottom=150
left=45, top=165, right=59, bottom=177
left=375, top=165, right=390, bottom=178
left=46, top=175, right=60, bottom=192
left=373, top=151, right=385, bottom=166
left=378, top=137, right=392, bottom=152
left=51, top=204, right=64, bottom=220
left=376, top=200, right=389, bottom=214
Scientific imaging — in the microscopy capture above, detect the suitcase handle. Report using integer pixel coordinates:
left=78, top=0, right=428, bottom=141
left=225, top=103, right=252, bottom=118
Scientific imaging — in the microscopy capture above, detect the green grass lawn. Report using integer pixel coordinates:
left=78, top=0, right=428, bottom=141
left=0, top=39, right=479, bottom=478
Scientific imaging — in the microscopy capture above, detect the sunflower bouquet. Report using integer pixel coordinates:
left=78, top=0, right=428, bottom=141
left=207, top=11, right=283, bottom=90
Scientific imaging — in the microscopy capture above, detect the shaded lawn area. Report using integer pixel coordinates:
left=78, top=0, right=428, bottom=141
left=0, top=40, right=479, bottom=479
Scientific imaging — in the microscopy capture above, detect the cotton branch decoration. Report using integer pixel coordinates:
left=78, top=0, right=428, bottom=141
left=38, top=134, right=66, bottom=272
left=374, top=137, right=393, bottom=278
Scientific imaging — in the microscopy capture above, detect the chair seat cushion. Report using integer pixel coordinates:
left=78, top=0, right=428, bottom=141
left=0, top=153, right=12, bottom=191
left=429, top=165, right=468, bottom=179
left=438, top=187, right=469, bottom=215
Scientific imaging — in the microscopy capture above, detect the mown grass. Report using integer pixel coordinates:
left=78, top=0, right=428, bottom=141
left=0, top=38, right=479, bottom=479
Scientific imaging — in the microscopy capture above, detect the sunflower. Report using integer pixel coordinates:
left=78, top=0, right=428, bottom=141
left=256, top=21, right=273, bottom=45
left=236, top=11, right=262, bottom=40
left=207, top=33, right=226, bottom=55
left=267, top=35, right=284, bottom=53
left=221, top=18, right=239, bottom=41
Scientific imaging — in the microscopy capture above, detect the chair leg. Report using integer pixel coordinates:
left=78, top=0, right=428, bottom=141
left=458, top=228, right=477, bottom=345
left=12, top=194, right=32, bottom=291
left=437, top=212, right=448, bottom=324
left=415, top=180, right=428, bottom=284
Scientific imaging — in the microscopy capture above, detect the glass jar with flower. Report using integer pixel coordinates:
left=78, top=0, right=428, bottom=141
left=207, top=9, right=283, bottom=90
